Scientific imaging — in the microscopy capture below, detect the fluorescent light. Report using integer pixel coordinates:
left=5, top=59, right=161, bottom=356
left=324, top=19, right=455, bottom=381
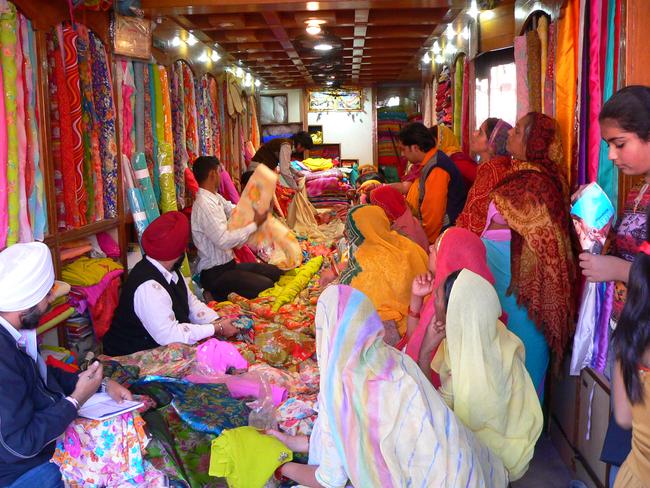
left=445, top=23, right=455, bottom=39
left=197, top=51, right=209, bottom=63
left=254, top=79, right=261, bottom=87
left=432, top=40, right=441, bottom=55
left=467, top=0, right=480, bottom=19
left=314, top=43, right=333, bottom=51
left=186, top=33, right=198, bottom=46
left=325, top=81, right=333, bottom=85
left=444, top=42, right=457, bottom=55
left=306, top=25, right=321, bottom=35
left=435, top=54, right=445, bottom=64
left=480, top=10, right=495, bottom=20
left=244, top=73, right=252, bottom=86
left=210, top=50, right=221, bottom=62
left=461, top=26, right=470, bottom=40
left=171, top=36, right=183, bottom=47
left=422, top=52, right=431, bottom=64
left=235, top=66, right=244, bottom=78
left=306, top=1, right=319, bottom=11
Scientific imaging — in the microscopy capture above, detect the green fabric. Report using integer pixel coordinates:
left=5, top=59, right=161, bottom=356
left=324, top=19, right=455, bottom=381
left=453, top=55, right=465, bottom=141
left=259, top=256, right=323, bottom=311
left=209, top=427, right=292, bottom=488
left=379, top=165, right=400, bottom=183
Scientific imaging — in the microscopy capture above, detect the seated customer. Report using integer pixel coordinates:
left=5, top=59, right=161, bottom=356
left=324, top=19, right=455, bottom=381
left=103, top=211, right=238, bottom=357
left=0, top=242, right=131, bottom=487
left=191, top=156, right=282, bottom=301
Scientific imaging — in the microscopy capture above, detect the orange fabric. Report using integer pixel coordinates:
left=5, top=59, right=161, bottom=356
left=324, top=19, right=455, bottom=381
left=407, top=168, right=450, bottom=244
left=403, top=148, right=437, bottom=183
left=555, top=0, right=580, bottom=188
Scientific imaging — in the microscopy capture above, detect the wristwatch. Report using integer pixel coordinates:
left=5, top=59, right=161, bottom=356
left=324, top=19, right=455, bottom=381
left=100, top=377, right=110, bottom=393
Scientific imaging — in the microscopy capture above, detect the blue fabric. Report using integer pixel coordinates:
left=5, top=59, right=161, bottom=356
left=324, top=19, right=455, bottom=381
left=481, top=238, right=550, bottom=400
left=6, top=461, right=63, bottom=488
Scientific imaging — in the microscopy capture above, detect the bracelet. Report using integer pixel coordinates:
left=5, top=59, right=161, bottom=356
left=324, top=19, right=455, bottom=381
left=408, top=307, right=420, bottom=319
left=100, top=377, right=109, bottom=393
left=66, top=396, right=80, bottom=410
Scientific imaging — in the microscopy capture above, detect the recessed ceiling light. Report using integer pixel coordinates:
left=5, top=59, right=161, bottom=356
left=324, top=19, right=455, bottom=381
left=187, top=33, right=198, bottom=46
left=445, top=24, right=455, bottom=40
left=435, top=54, right=445, bottom=64
left=210, top=50, right=221, bottom=62
left=171, top=36, right=183, bottom=47
left=329, top=75, right=336, bottom=79
left=254, top=79, right=261, bottom=87
left=306, top=25, right=321, bottom=35
left=314, top=43, right=333, bottom=51
left=467, top=0, right=480, bottom=19
left=432, top=40, right=441, bottom=55
left=422, top=52, right=431, bottom=64
left=197, top=51, right=209, bottom=63
left=307, top=2, right=319, bottom=11
left=326, top=81, right=333, bottom=85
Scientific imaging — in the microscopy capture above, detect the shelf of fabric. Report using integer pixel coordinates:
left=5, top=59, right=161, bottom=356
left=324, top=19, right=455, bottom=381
left=57, top=218, right=121, bottom=245
left=36, top=304, right=75, bottom=336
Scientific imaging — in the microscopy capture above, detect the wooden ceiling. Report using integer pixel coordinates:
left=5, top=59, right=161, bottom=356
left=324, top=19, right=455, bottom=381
left=142, top=0, right=469, bottom=88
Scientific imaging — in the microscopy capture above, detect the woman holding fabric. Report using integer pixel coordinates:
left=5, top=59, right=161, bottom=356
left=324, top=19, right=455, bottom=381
left=429, top=269, right=542, bottom=481
left=338, top=205, right=428, bottom=344
left=481, top=112, right=577, bottom=398
left=456, top=118, right=514, bottom=235
left=268, top=285, right=509, bottom=488
left=575, top=86, right=650, bottom=486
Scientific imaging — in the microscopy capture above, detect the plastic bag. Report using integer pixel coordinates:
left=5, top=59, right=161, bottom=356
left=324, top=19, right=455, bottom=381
left=247, top=375, right=279, bottom=431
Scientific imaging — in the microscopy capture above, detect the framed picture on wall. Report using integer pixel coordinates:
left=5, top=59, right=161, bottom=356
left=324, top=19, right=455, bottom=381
left=260, top=94, right=289, bottom=124
left=308, top=88, right=364, bottom=112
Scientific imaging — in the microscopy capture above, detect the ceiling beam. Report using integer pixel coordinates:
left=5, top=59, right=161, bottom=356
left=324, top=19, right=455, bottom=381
left=350, top=8, right=369, bottom=83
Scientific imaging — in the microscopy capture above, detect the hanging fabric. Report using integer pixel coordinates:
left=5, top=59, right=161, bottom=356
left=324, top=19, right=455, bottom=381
left=514, top=35, right=530, bottom=121
left=538, top=16, right=549, bottom=114
left=453, top=55, right=464, bottom=141
left=143, top=63, right=156, bottom=198
left=171, top=61, right=188, bottom=206
left=587, top=0, right=602, bottom=183
left=544, top=22, right=557, bottom=118
left=461, top=58, right=470, bottom=155
left=526, top=30, right=542, bottom=113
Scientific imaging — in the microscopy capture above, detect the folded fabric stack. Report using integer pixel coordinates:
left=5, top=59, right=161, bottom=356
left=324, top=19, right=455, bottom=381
left=377, top=108, right=408, bottom=179
left=36, top=279, right=74, bottom=337
left=436, top=66, right=453, bottom=126
left=292, top=161, right=352, bottom=208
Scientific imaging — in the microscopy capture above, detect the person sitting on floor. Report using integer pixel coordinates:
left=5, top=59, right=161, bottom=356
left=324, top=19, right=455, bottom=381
left=102, top=211, right=238, bottom=357
left=191, top=156, right=282, bottom=302
left=0, top=242, right=132, bottom=488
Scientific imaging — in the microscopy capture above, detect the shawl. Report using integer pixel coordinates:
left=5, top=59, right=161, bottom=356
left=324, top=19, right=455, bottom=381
left=437, top=124, right=462, bottom=156
left=339, top=205, right=428, bottom=335
left=315, top=285, right=508, bottom=488
left=431, top=270, right=542, bottom=481
left=456, top=155, right=514, bottom=235
left=488, top=119, right=513, bottom=157
left=490, top=113, right=576, bottom=359
left=406, top=227, right=495, bottom=380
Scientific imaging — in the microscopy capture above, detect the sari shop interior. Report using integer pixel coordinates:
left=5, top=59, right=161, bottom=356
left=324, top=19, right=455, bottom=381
left=3, top=0, right=650, bottom=486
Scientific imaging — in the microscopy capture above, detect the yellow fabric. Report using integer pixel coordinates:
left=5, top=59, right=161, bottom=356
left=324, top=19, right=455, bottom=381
left=259, top=256, right=323, bottom=311
left=340, top=206, right=428, bottom=335
left=287, top=182, right=325, bottom=240
left=436, top=124, right=462, bottom=156
left=432, top=269, right=542, bottom=481
left=61, top=257, right=123, bottom=287
left=209, top=426, right=292, bottom=488
left=537, top=16, right=549, bottom=114
left=301, top=158, right=333, bottom=171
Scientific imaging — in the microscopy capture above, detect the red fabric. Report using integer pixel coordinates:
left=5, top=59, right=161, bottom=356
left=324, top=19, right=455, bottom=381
left=184, top=167, right=199, bottom=198
left=38, top=303, right=73, bottom=326
left=450, top=152, right=477, bottom=189
left=141, top=211, right=189, bottom=260
left=234, top=246, right=257, bottom=263
left=275, top=185, right=296, bottom=217
left=369, top=186, right=407, bottom=220
left=46, top=356, right=79, bottom=373
left=89, top=275, right=121, bottom=340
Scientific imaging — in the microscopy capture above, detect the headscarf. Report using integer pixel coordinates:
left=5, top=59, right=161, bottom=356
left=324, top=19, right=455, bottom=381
left=431, top=270, right=543, bottom=481
left=0, top=242, right=54, bottom=311
left=487, top=119, right=512, bottom=157
left=315, top=285, right=508, bottom=488
left=339, top=205, right=428, bottom=335
left=435, top=124, right=462, bottom=156
left=405, top=227, right=495, bottom=381
left=490, top=112, right=576, bottom=360
left=369, top=185, right=429, bottom=250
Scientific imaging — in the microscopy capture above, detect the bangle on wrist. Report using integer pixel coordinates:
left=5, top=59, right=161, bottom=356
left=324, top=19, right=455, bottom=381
left=408, top=307, right=420, bottom=319
left=66, top=396, right=80, bottom=410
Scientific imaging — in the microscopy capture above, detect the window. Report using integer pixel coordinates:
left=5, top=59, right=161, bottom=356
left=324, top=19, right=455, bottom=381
left=475, top=48, right=516, bottom=129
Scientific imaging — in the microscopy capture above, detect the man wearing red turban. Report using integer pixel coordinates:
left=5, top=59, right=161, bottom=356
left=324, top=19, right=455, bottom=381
left=102, top=212, right=237, bottom=356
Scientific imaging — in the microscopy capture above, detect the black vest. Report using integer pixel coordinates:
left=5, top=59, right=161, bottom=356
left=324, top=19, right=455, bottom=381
left=251, top=138, right=290, bottom=169
left=102, top=258, right=190, bottom=356
left=418, top=150, right=467, bottom=228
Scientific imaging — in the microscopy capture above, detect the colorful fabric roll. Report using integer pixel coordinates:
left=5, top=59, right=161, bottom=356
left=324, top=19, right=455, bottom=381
left=132, top=152, right=159, bottom=223
left=149, top=63, right=161, bottom=202
left=142, top=63, right=155, bottom=193
left=526, top=30, right=542, bottom=113
left=0, top=44, right=7, bottom=249
left=133, top=62, right=145, bottom=155
left=46, top=35, right=66, bottom=229
left=128, top=187, right=148, bottom=240
left=182, top=63, right=199, bottom=164
left=120, top=59, right=135, bottom=161
left=158, top=142, right=177, bottom=213
left=514, top=35, right=530, bottom=121
left=171, top=62, right=187, bottom=206
left=453, top=54, right=464, bottom=141
left=14, top=16, right=31, bottom=243
left=538, top=16, right=549, bottom=114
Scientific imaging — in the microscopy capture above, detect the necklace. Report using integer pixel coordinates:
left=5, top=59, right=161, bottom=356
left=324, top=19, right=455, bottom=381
left=633, top=183, right=649, bottom=213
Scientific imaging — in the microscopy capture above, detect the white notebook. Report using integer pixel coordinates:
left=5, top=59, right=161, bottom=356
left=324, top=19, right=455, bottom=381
left=78, top=393, right=143, bottom=420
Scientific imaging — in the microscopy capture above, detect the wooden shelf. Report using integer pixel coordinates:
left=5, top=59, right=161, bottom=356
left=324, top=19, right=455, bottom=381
left=57, top=218, right=121, bottom=245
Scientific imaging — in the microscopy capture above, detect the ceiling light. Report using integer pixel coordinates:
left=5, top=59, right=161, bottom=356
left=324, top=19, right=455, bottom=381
left=329, top=75, right=336, bottom=79
left=235, top=66, right=243, bottom=78
left=432, top=40, right=441, bottom=55
left=480, top=10, right=495, bottom=20
left=445, top=24, right=455, bottom=39
left=197, top=51, right=209, bottom=63
left=306, top=25, right=321, bottom=35
left=244, top=73, right=252, bottom=86
left=314, top=43, right=333, bottom=51
left=461, top=26, right=470, bottom=40
left=467, top=0, right=480, bottom=19
left=422, top=52, right=431, bottom=64
left=444, top=42, right=457, bottom=55
left=306, top=1, right=319, bottom=11
left=186, top=33, right=198, bottom=46
left=325, top=81, right=333, bottom=86
left=210, top=50, right=221, bottom=62
left=254, top=79, right=261, bottom=87
left=171, top=36, right=183, bottom=47
left=435, top=54, right=445, bottom=64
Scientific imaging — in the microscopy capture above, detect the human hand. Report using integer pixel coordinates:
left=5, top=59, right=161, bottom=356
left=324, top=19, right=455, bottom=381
left=265, top=429, right=309, bottom=453
left=579, top=253, right=628, bottom=283
left=106, top=379, right=133, bottom=404
left=213, top=318, right=239, bottom=338
left=412, top=273, right=434, bottom=297
left=71, top=361, right=103, bottom=406
left=253, top=208, right=269, bottom=227
left=319, top=268, right=338, bottom=288
left=571, top=184, right=589, bottom=203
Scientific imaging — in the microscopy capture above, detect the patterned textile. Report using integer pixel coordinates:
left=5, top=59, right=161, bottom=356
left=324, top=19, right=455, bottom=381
left=453, top=55, right=464, bottom=140
left=100, top=343, right=196, bottom=378
left=120, top=60, right=136, bottom=161
left=14, top=14, right=30, bottom=243
left=182, top=63, right=199, bottom=165
left=171, top=62, right=188, bottom=205
left=315, top=285, right=508, bottom=487
left=143, top=63, right=156, bottom=196
left=277, top=395, right=318, bottom=436
left=514, top=35, right=530, bottom=121
left=52, top=412, right=166, bottom=487
left=456, top=155, right=514, bottom=235
left=89, top=30, right=118, bottom=218
left=208, top=77, right=221, bottom=159
left=526, top=31, right=542, bottom=113
left=491, top=113, right=576, bottom=360
left=0, top=37, right=7, bottom=248
left=339, top=205, right=428, bottom=335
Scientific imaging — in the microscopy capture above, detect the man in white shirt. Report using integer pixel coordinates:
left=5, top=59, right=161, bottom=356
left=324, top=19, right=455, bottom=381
left=192, top=156, right=282, bottom=301
left=102, top=211, right=237, bottom=357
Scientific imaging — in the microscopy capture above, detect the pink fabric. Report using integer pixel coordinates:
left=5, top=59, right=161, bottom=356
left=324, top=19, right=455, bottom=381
left=393, top=211, right=429, bottom=251
left=306, top=177, right=342, bottom=197
left=587, top=0, right=602, bottom=182
left=96, top=231, right=120, bottom=258
left=71, top=269, right=124, bottom=308
left=15, top=19, right=30, bottom=243
left=405, top=227, right=496, bottom=385
left=196, top=338, right=248, bottom=374
left=121, top=60, right=135, bottom=161
left=480, top=201, right=512, bottom=242
left=0, top=62, right=8, bottom=249
left=184, top=374, right=288, bottom=406
left=218, top=168, right=240, bottom=204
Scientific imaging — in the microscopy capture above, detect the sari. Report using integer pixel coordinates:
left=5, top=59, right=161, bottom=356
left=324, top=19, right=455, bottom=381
left=432, top=270, right=542, bottom=481
left=485, top=113, right=576, bottom=389
left=369, top=185, right=429, bottom=250
left=406, top=227, right=495, bottom=385
left=313, top=285, right=508, bottom=488
left=339, top=205, right=428, bottom=336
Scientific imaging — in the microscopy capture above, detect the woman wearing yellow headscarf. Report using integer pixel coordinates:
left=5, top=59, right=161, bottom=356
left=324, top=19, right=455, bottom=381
left=436, top=124, right=477, bottom=188
left=431, top=269, right=542, bottom=481
left=339, top=205, right=428, bottom=339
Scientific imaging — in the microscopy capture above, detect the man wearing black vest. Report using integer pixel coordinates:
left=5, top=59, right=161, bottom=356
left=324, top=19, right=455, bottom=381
left=102, top=211, right=237, bottom=357
left=248, top=131, right=314, bottom=189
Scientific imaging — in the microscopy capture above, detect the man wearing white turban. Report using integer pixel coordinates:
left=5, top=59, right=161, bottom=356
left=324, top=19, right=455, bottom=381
left=0, top=242, right=132, bottom=487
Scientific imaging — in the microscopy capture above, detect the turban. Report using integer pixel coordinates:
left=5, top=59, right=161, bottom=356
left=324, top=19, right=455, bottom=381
left=141, top=211, right=189, bottom=261
left=0, top=242, right=55, bottom=312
